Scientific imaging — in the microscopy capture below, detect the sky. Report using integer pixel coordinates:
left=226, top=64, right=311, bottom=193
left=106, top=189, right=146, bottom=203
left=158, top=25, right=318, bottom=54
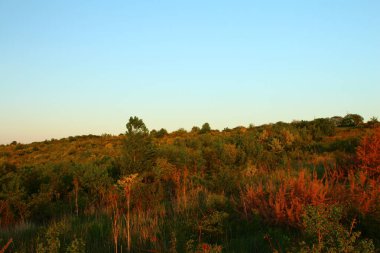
left=0, top=0, right=379, bottom=144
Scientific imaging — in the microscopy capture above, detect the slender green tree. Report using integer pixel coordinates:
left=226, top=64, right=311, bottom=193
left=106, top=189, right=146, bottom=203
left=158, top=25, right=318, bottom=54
left=122, top=116, right=156, bottom=175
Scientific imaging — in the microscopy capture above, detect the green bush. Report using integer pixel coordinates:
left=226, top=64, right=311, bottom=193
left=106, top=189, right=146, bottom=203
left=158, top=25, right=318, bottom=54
left=294, top=205, right=375, bottom=253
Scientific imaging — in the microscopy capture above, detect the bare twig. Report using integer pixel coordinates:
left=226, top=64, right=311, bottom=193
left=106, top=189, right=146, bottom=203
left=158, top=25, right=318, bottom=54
left=0, top=238, right=13, bottom=253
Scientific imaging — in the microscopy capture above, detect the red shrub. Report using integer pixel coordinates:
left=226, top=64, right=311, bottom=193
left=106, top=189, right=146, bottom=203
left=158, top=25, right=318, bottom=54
left=347, top=128, right=380, bottom=217
left=356, top=128, right=380, bottom=177
left=348, top=170, right=380, bottom=217
left=242, top=170, right=333, bottom=228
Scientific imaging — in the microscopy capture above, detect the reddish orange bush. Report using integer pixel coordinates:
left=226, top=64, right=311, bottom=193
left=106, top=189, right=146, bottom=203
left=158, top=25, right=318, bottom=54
left=356, top=128, right=380, bottom=177
left=346, top=128, right=380, bottom=217
left=242, top=170, right=333, bottom=228
left=348, top=170, right=380, bottom=217
left=0, top=200, right=14, bottom=227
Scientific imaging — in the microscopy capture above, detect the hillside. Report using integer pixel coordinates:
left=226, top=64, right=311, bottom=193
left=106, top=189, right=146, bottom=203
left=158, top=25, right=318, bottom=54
left=0, top=117, right=379, bottom=253
left=0, top=123, right=369, bottom=167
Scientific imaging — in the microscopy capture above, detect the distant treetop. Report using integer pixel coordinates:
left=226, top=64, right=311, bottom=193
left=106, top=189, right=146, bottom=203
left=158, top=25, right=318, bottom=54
left=200, top=122, right=211, bottom=134
left=126, top=116, right=149, bottom=135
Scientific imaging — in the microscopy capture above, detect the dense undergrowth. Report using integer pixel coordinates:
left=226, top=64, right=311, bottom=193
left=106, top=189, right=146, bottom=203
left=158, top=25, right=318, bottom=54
left=1, top=115, right=379, bottom=252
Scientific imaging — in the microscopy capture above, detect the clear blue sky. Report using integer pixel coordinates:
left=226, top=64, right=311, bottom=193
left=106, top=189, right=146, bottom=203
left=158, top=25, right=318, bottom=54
left=1, top=0, right=379, bottom=144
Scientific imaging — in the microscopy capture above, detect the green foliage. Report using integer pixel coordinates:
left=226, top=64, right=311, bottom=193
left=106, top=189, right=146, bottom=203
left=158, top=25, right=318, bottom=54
left=367, top=117, right=379, bottom=128
left=191, top=126, right=201, bottom=133
left=126, top=116, right=149, bottom=135
left=36, top=221, right=67, bottom=253
left=312, top=118, right=336, bottom=138
left=341, top=114, right=364, bottom=127
left=295, top=205, right=375, bottom=253
left=66, top=236, right=85, bottom=253
left=0, top=162, right=27, bottom=226
left=292, top=118, right=336, bottom=141
left=122, top=116, right=156, bottom=175
left=199, top=211, right=229, bottom=238
left=200, top=123, right=211, bottom=134
left=151, top=128, right=168, bottom=138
